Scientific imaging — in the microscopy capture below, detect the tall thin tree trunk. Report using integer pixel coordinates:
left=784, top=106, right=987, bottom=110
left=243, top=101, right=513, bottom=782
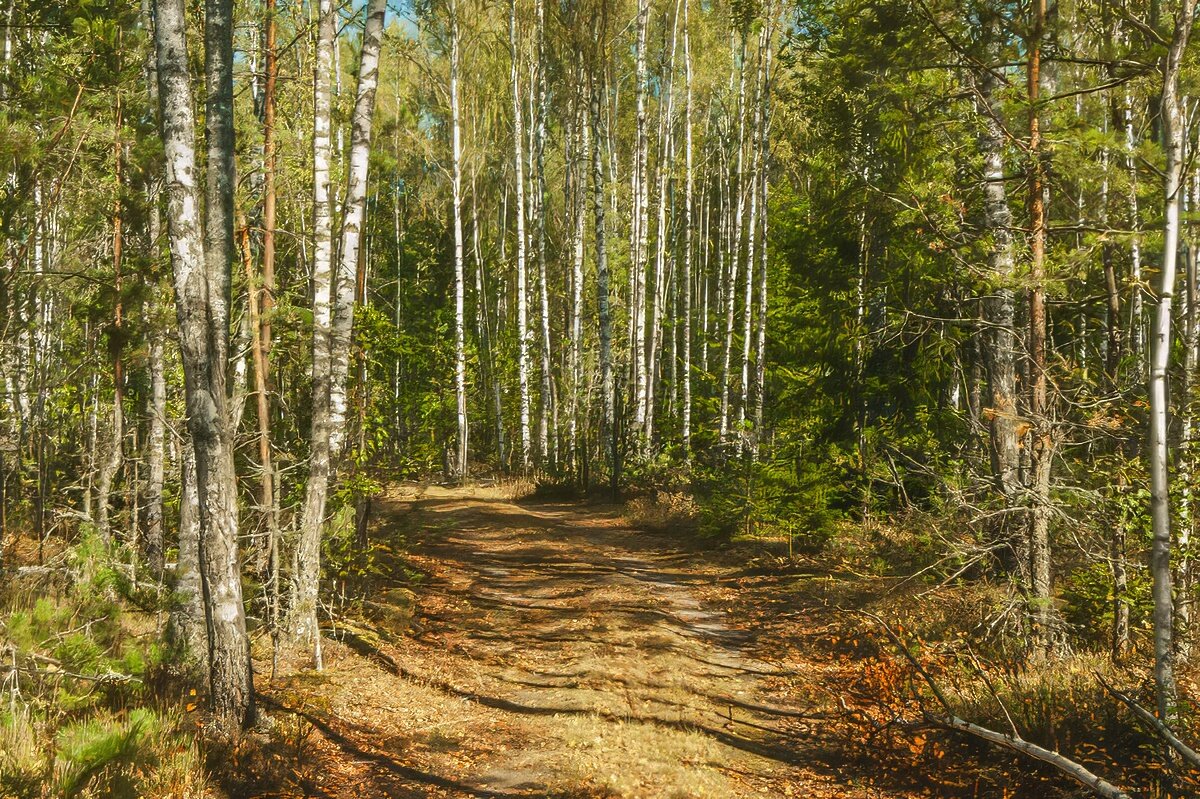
left=645, top=9, right=679, bottom=452
left=511, top=0, right=531, bottom=469
left=1101, top=127, right=1122, bottom=387
left=237, top=215, right=279, bottom=658
left=974, top=45, right=1024, bottom=582
left=294, top=0, right=336, bottom=670
left=330, top=0, right=387, bottom=464
left=681, top=0, right=693, bottom=457
left=1149, top=0, right=1198, bottom=720
left=720, top=38, right=748, bottom=446
left=140, top=13, right=163, bottom=565
left=1126, top=94, right=1145, bottom=372
left=144, top=325, right=166, bottom=576
left=533, top=0, right=554, bottom=468
left=739, top=34, right=764, bottom=453
left=1112, top=507, right=1131, bottom=660
left=168, top=441, right=207, bottom=668
left=570, top=91, right=587, bottom=475
left=449, top=0, right=468, bottom=477
left=752, top=20, right=773, bottom=458
left=1178, top=177, right=1198, bottom=661
left=591, top=69, right=615, bottom=495
left=700, top=182, right=710, bottom=377
left=1026, top=0, right=1054, bottom=655
left=97, top=90, right=125, bottom=543
left=629, top=0, right=650, bottom=439
left=258, top=0, right=281, bottom=671
left=472, top=181, right=506, bottom=469
left=262, top=0, right=277, bottom=364
left=154, top=0, right=254, bottom=730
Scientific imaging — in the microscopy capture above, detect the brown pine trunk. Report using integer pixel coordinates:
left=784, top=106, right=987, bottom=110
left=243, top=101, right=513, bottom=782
left=1026, top=0, right=1054, bottom=655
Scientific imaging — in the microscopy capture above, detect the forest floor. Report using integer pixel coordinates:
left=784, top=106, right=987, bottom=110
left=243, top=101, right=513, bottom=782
left=240, top=484, right=954, bottom=798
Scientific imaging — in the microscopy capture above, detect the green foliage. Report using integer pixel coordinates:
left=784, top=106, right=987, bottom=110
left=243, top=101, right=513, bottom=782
left=322, top=504, right=376, bottom=585
left=1, top=706, right=204, bottom=799
left=1061, top=561, right=1153, bottom=648
left=690, top=451, right=843, bottom=550
left=0, top=537, right=205, bottom=799
left=53, top=711, right=150, bottom=799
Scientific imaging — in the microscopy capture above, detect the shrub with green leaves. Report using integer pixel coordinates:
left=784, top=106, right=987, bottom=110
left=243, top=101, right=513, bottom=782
left=0, top=535, right=206, bottom=799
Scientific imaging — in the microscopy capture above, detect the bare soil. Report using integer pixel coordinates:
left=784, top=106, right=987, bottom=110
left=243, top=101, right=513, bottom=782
left=246, top=485, right=922, bottom=798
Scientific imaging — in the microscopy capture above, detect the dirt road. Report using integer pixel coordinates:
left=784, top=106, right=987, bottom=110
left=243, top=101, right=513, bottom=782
left=254, top=486, right=898, bottom=798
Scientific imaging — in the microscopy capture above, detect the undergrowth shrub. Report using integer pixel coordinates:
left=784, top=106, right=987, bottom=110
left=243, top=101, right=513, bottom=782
left=526, top=477, right=584, bottom=502
left=690, top=454, right=843, bottom=548
left=847, top=616, right=1200, bottom=798
left=1061, top=561, right=1153, bottom=648
left=0, top=533, right=206, bottom=798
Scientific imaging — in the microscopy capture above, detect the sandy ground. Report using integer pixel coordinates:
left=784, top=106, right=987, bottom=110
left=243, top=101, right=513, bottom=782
left=249, top=485, right=912, bottom=798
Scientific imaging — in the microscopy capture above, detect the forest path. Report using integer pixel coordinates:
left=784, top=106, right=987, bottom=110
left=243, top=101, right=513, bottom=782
left=258, top=485, right=896, bottom=798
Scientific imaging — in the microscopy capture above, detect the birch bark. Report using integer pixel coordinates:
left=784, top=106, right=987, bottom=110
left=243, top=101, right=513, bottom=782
left=1148, top=0, right=1198, bottom=720
left=154, top=0, right=254, bottom=729
left=293, top=0, right=336, bottom=669
left=511, top=0, right=531, bottom=469
left=449, top=0, right=468, bottom=476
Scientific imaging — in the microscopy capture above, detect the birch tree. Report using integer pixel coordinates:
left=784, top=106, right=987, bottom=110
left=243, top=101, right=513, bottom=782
left=450, top=0, right=468, bottom=476
left=293, top=0, right=336, bottom=669
left=331, top=0, right=388, bottom=460
left=153, top=0, right=254, bottom=731
left=510, top=0, right=531, bottom=469
left=1148, top=0, right=1199, bottom=720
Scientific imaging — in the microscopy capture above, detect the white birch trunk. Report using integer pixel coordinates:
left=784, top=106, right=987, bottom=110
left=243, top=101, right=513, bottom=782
left=720, top=39, right=748, bottom=445
left=154, top=0, right=254, bottom=729
left=168, top=441, right=207, bottom=670
left=570, top=93, right=587, bottom=472
left=330, top=0, right=387, bottom=459
left=511, top=0, right=531, bottom=469
left=645, top=8, right=679, bottom=452
left=294, top=0, right=336, bottom=670
left=449, top=0, right=468, bottom=476
left=144, top=326, right=166, bottom=575
left=533, top=0, right=554, bottom=467
left=681, top=0, right=693, bottom=455
left=739, top=37, right=765, bottom=451
left=1149, top=0, right=1198, bottom=719
left=1126, top=95, right=1145, bottom=373
left=752, top=24, right=773, bottom=458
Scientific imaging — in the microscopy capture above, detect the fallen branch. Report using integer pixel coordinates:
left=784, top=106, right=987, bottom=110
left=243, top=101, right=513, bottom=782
left=849, top=608, right=1131, bottom=799
left=0, top=661, right=141, bottom=685
left=1097, top=673, right=1200, bottom=771
left=927, top=713, right=1130, bottom=799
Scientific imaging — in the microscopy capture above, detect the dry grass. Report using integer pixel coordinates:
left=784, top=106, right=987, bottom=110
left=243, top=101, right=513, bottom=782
left=550, top=713, right=733, bottom=798
left=490, top=476, right=537, bottom=500
left=623, top=492, right=700, bottom=535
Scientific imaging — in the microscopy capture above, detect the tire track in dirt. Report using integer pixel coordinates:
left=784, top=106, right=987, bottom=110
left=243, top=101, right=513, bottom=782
left=260, top=485, right=894, bottom=798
